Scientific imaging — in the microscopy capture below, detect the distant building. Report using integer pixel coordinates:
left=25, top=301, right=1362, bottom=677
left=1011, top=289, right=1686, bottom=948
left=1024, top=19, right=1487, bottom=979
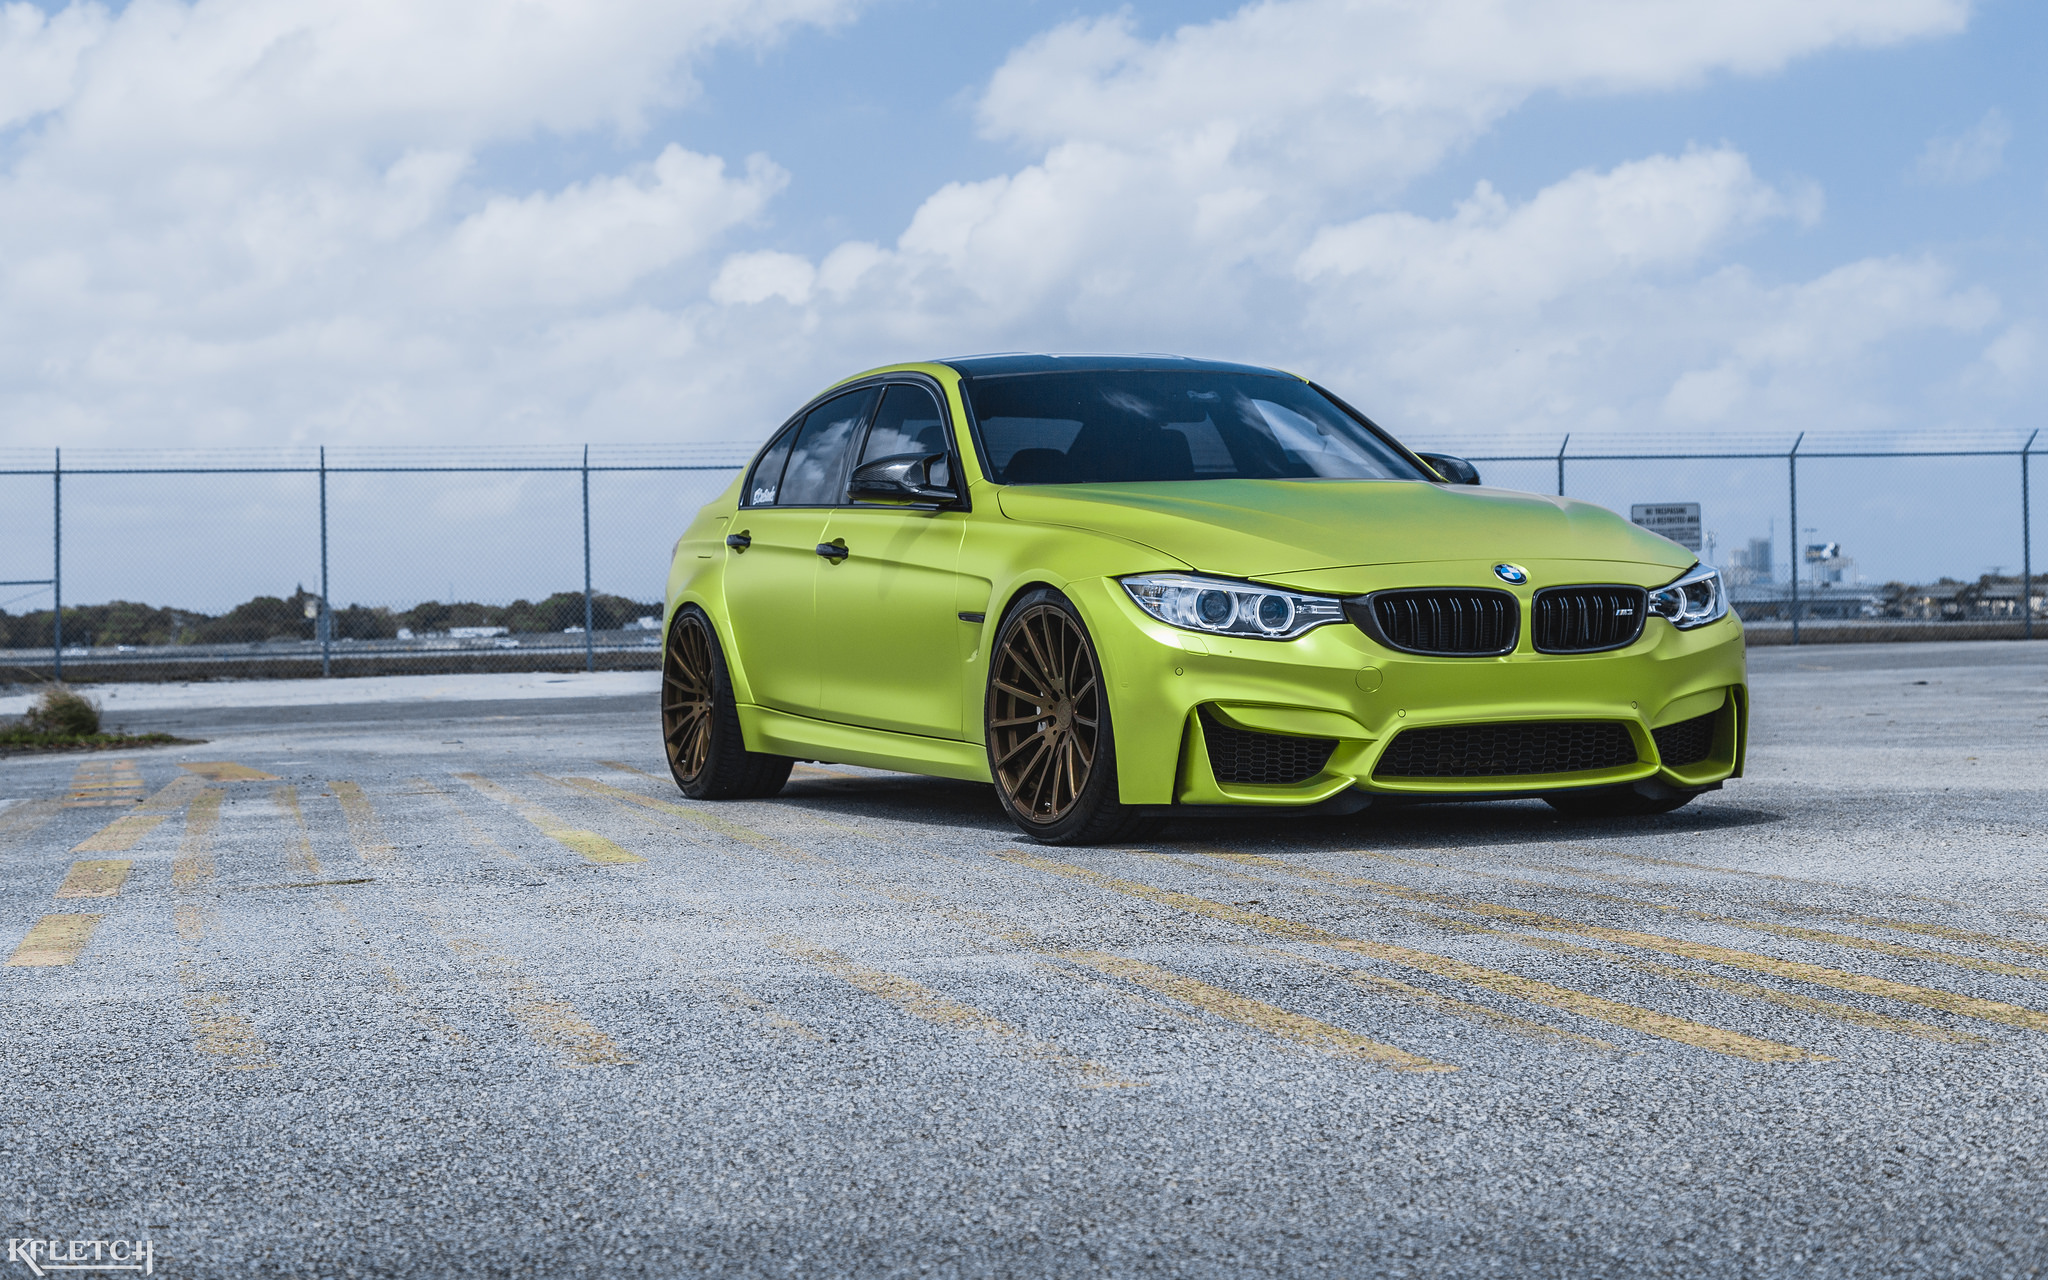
left=1881, top=574, right=2045, bottom=621
left=449, top=625, right=509, bottom=639
left=1724, top=535, right=1774, bottom=585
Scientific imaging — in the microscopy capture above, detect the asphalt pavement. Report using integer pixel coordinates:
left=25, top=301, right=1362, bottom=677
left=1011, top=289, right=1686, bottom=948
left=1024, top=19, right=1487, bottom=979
left=4, top=640, right=2047, bottom=1278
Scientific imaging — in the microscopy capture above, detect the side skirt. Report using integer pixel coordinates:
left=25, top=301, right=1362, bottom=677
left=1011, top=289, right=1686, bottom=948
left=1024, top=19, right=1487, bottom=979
left=741, top=705, right=994, bottom=784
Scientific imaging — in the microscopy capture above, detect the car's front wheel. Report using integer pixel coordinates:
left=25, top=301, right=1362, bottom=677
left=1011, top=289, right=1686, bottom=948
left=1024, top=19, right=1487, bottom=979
left=663, top=605, right=793, bottom=800
left=985, top=589, right=1157, bottom=845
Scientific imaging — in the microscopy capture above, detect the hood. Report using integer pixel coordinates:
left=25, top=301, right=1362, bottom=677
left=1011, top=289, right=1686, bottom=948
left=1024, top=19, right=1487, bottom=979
left=995, top=479, right=1693, bottom=581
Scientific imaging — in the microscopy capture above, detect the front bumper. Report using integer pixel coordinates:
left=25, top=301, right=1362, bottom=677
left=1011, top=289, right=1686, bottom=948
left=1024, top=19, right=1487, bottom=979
left=1074, top=574, right=1747, bottom=807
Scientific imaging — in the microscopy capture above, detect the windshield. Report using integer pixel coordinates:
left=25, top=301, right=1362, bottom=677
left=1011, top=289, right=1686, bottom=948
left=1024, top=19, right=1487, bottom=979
left=960, top=371, right=1428, bottom=485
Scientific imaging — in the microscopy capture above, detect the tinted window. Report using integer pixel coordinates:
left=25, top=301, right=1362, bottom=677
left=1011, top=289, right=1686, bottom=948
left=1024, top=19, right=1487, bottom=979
left=963, top=372, right=1428, bottom=485
left=744, top=422, right=799, bottom=507
left=778, top=387, right=879, bottom=506
left=858, top=384, right=951, bottom=466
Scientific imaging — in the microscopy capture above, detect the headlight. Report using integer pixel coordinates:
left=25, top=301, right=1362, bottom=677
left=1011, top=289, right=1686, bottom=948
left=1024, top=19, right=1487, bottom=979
left=1120, top=572, right=1345, bottom=640
left=1647, top=564, right=1728, bottom=630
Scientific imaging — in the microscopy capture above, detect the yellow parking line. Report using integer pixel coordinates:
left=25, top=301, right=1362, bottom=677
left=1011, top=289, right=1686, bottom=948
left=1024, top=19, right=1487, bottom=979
left=1310, top=869, right=2048, bottom=1034
left=8, top=914, right=102, bottom=966
left=1248, top=945, right=1621, bottom=1052
left=172, top=789, right=225, bottom=890
left=563, top=774, right=1438, bottom=1076
left=766, top=934, right=1135, bottom=1086
left=137, top=774, right=209, bottom=813
left=1772, top=904, right=2048, bottom=961
left=706, top=981, right=825, bottom=1042
left=568, top=773, right=821, bottom=863
left=456, top=773, right=642, bottom=865
left=340, top=781, right=630, bottom=1064
left=543, top=783, right=1141, bottom=1077
left=1508, top=933, right=1989, bottom=1046
left=178, top=961, right=276, bottom=1070
left=1360, top=853, right=2048, bottom=987
left=1051, top=948, right=1451, bottom=1071
left=328, top=782, right=394, bottom=865
left=71, top=813, right=169, bottom=853
left=55, top=859, right=132, bottom=899
left=272, top=786, right=323, bottom=879
left=1203, top=851, right=1997, bottom=1046
left=437, top=937, right=629, bottom=1066
left=996, top=850, right=1822, bottom=1064
left=181, top=762, right=279, bottom=781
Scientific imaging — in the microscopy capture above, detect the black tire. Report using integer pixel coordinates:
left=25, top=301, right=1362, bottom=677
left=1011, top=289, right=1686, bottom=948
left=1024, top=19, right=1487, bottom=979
left=985, top=588, right=1159, bottom=846
left=1543, top=784, right=1697, bottom=817
left=663, top=605, right=793, bottom=800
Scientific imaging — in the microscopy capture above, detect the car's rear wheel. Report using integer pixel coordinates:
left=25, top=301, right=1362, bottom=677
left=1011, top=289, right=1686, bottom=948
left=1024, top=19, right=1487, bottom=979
left=663, top=605, right=792, bottom=800
left=985, top=589, right=1157, bottom=845
left=1543, top=784, right=1698, bottom=817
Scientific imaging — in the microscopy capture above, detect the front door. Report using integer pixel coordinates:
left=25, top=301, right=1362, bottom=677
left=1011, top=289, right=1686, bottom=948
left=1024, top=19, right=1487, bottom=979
left=720, top=386, right=878, bottom=715
left=814, top=382, right=972, bottom=739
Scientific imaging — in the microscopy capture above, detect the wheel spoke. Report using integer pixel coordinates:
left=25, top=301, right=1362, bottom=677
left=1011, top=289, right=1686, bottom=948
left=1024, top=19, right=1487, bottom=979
left=992, top=679, right=1048, bottom=705
left=1020, top=618, right=1061, bottom=695
left=994, top=725, right=1049, bottom=769
left=990, top=712, right=1053, bottom=729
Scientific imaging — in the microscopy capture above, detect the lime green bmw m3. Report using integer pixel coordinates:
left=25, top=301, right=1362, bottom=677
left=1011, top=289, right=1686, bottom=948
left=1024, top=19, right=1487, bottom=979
left=661, top=354, right=1744, bottom=844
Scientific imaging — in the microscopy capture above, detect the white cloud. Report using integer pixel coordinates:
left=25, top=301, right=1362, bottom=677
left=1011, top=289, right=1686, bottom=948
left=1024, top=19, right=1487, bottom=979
left=1912, top=108, right=2010, bottom=185
left=710, top=249, right=815, bottom=306
left=0, top=0, right=2007, bottom=464
left=980, top=0, right=1969, bottom=188
left=0, top=0, right=109, bottom=129
left=447, top=147, right=785, bottom=306
left=1297, top=150, right=1787, bottom=313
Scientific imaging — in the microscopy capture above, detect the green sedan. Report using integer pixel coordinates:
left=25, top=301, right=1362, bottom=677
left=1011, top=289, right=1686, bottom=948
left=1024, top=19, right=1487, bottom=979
left=661, top=355, right=1744, bottom=844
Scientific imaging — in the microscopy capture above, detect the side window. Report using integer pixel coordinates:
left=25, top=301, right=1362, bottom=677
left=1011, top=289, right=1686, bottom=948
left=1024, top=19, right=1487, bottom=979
left=858, top=384, right=951, bottom=467
left=744, top=421, right=799, bottom=507
left=778, top=387, right=879, bottom=506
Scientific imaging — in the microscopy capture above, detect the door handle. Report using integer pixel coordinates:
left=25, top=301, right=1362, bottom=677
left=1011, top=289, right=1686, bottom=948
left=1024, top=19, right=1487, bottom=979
left=725, top=532, right=751, bottom=551
left=815, top=541, right=848, bottom=562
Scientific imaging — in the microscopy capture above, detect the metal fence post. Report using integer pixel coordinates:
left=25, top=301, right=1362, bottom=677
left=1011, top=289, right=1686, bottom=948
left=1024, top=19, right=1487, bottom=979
left=2025, top=430, right=2038, bottom=642
left=1556, top=433, right=1569, bottom=497
left=1788, top=433, right=1803, bottom=646
left=52, top=447, right=62, bottom=682
left=319, top=446, right=331, bottom=677
left=582, top=445, right=595, bottom=674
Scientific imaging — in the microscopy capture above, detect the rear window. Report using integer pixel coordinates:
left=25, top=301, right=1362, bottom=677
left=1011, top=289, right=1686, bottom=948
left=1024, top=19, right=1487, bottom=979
left=962, top=371, right=1426, bottom=485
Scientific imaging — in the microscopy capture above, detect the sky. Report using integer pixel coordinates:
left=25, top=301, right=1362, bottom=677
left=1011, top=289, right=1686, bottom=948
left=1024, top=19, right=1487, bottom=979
left=0, top=0, right=2043, bottom=607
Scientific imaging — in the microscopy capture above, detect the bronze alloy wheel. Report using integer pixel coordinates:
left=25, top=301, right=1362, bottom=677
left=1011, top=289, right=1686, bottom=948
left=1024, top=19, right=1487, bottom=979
left=988, top=602, right=1102, bottom=824
left=662, top=611, right=716, bottom=784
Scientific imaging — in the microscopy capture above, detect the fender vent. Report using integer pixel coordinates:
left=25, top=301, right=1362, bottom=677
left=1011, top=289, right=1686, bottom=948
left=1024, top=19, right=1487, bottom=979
left=1374, top=721, right=1637, bottom=779
left=1533, top=586, right=1648, bottom=654
left=1346, top=589, right=1518, bottom=656
left=1652, top=710, right=1719, bottom=768
left=1200, top=711, right=1337, bottom=786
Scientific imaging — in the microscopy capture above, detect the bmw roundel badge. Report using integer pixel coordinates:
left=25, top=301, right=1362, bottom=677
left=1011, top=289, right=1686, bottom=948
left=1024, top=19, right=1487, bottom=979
left=1492, top=563, right=1529, bottom=585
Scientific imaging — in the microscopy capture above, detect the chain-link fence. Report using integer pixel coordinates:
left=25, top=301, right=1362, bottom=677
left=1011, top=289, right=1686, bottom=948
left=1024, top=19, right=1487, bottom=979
left=1427, top=430, right=2039, bottom=645
left=1, top=429, right=2038, bottom=681
left=0, top=446, right=748, bottom=681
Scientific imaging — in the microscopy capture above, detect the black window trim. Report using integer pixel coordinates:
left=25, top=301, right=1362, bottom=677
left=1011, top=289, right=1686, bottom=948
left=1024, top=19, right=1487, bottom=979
left=740, top=372, right=971, bottom=513
left=952, top=369, right=1433, bottom=487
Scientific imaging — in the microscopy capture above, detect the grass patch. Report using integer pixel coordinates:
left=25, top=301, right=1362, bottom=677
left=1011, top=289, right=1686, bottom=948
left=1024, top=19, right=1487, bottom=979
left=0, top=683, right=201, bottom=753
left=0, top=727, right=202, bottom=754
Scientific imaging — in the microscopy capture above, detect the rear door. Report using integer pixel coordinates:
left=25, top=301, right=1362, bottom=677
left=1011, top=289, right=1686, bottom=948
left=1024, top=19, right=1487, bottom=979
left=814, top=381, right=972, bottom=738
left=721, top=386, right=878, bottom=715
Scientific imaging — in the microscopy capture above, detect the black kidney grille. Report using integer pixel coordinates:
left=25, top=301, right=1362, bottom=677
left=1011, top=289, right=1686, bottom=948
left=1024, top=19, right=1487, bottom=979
left=1373, top=721, right=1638, bottom=779
left=1201, top=711, right=1337, bottom=786
left=1652, top=710, right=1719, bottom=767
left=1350, top=589, right=1518, bottom=656
left=1534, top=586, right=1649, bottom=654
